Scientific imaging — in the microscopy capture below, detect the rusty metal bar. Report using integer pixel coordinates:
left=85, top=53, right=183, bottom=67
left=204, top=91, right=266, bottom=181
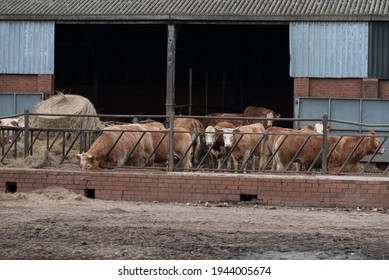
left=24, top=109, right=30, bottom=157
left=321, top=114, right=328, bottom=174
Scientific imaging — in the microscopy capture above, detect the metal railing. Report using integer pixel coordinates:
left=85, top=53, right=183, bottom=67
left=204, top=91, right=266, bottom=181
left=1, top=110, right=389, bottom=175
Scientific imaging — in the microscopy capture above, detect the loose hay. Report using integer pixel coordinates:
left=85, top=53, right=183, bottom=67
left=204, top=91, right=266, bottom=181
left=0, top=186, right=84, bottom=202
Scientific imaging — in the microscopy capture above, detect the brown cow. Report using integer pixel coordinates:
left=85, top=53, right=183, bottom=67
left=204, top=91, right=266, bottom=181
left=204, top=121, right=235, bottom=169
left=259, top=125, right=320, bottom=171
left=272, top=129, right=334, bottom=172
left=142, top=122, right=193, bottom=169
left=220, top=123, right=265, bottom=172
left=328, top=131, right=385, bottom=172
left=201, top=113, right=249, bottom=128
left=76, top=124, right=154, bottom=170
left=243, top=106, right=281, bottom=128
left=174, top=118, right=204, bottom=164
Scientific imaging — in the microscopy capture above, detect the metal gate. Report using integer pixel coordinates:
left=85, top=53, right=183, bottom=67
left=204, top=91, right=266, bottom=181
left=294, top=97, right=389, bottom=162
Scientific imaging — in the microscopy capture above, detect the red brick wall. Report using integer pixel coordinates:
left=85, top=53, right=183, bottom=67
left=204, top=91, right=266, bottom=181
left=294, top=78, right=389, bottom=100
left=1, top=168, right=388, bottom=208
left=0, top=74, right=54, bottom=96
left=379, top=80, right=389, bottom=99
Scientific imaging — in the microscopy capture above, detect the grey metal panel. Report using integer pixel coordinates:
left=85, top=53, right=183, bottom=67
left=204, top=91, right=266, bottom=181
left=295, top=97, right=389, bottom=162
left=290, top=22, right=369, bottom=78
left=0, top=21, right=54, bottom=74
left=368, top=22, right=389, bottom=79
left=0, top=93, right=43, bottom=117
left=0, top=95, right=15, bottom=117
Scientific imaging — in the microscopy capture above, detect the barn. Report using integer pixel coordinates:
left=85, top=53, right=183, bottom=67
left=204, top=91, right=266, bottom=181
left=1, top=0, right=389, bottom=207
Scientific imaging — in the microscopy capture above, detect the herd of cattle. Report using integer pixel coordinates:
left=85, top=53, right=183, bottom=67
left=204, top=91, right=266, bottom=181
left=1, top=105, right=386, bottom=173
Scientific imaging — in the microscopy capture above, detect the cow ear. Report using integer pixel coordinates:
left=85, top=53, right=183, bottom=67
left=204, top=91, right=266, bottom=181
left=75, top=153, right=83, bottom=160
left=234, top=124, right=242, bottom=131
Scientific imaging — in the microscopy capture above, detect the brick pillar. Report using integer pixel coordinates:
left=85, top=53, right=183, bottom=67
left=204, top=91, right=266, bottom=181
left=294, top=78, right=310, bottom=97
left=362, top=78, right=378, bottom=98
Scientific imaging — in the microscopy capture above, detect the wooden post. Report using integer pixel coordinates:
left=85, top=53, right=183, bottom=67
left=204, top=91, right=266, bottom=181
left=166, top=24, right=177, bottom=171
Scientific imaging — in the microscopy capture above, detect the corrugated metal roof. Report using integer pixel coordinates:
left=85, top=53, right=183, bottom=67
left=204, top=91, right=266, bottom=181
left=1, top=0, right=389, bottom=22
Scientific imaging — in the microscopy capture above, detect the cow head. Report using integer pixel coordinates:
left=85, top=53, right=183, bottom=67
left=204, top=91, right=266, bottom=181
left=222, top=127, right=237, bottom=148
left=205, top=126, right=216, bottom=146
left=367, top=131, right=385, bottom=155
left=76, top=152, right=101, bottom=170
left=266, top=112, right=281, bottom=128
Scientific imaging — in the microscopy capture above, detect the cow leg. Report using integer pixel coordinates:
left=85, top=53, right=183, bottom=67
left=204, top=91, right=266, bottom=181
left=232, top=154, right=239, bottom=173
left=241, top=151, right=251, bottom=173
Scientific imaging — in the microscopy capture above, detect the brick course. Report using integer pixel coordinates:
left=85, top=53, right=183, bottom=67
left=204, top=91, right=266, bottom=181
left=294, top=77, right=389, bottom=99
left=1, top=168, right=388, bottom=208
left=0, top=74, right=53, bottom=96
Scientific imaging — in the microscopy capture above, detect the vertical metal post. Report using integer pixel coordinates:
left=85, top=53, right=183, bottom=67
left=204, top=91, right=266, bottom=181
left=205, top=73, right=209, bottom=115
left=189, top=68, right=192, bottom=115
left=24, top=109, right=30, bottom=157
left=222, top=72, right=226, bottom=109
left=166, top=24, right=177, bottom=171
left=321, top=115, right=328, bottom=174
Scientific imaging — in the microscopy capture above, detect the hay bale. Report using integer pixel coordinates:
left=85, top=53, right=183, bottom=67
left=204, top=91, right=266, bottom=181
left=31, top=93, right=104, bottom=130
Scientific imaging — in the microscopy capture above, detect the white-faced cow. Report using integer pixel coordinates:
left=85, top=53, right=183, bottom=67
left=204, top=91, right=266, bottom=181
left=243, top=106, right=281, bottom=129
left=76, top=124, right=154, bottom=170
left=204, top=121, right=235, bottom=169
left=220, top=123, right=265, bottom=172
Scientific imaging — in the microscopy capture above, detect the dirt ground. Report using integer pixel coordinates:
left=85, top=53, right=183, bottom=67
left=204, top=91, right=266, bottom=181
left=0, top=187, right=388, bottom=260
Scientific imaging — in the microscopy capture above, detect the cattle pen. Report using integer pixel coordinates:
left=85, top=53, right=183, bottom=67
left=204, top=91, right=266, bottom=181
left=1, top=111, right=389, bottom=209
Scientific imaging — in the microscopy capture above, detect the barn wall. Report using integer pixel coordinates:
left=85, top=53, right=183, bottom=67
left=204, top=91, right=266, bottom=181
left=290, top=22, right=369, bottom=78
left=0, top=21, right=55, bottom=74
left=293, top=78, right=389, bottom=99
left=1, top=168, right=388, bottom=208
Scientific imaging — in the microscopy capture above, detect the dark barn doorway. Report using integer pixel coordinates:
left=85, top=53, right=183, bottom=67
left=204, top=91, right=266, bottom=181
left=55, top=23, right=292, bottom=119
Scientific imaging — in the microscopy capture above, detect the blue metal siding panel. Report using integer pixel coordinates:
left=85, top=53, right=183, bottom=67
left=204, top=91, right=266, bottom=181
left=369, top=22, right=389, bottom=79
left=290, top=22, right=369, bottom=78
left=0, top=21, right=54, bottom=74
